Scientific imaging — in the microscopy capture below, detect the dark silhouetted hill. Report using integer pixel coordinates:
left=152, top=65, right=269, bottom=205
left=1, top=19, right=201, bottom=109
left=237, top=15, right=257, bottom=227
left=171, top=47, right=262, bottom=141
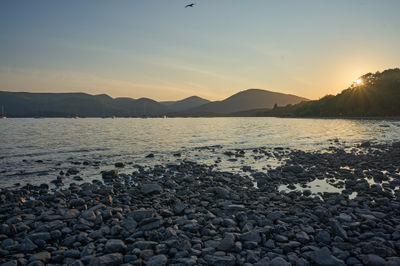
left=0, top=91, right=169, bottom=117
left=180, top=89, right=308, bottom=115
left=254, top=68, right=400, bottom=117
left=161, top=96, right=210, bottom=112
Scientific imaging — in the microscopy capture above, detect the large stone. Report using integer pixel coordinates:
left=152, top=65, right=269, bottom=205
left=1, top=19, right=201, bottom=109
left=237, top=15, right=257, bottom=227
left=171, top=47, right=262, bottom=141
left=81, top=210, right=96, bottom=222
left=29, top=251, right=51, bottom=262
left=270, top=257, right=290, bottom=266
left=362, top=254, right=386, bottom=266
left=17, top=238, right=37, bottom=252
left=217, top=233, right=235, bottom=251
left=315, top=230, right=331, bottom=244
left=105, top=239, right=126, bottom=253
left=29, top=232, right=51, bottom=242
left=133, top=241, right=158, bottom=250
left=102, top=170, right=119, bottom=181
left=329, top=219, right=348, bottom=240
left=204, top=255, right=235, bottom=266
left=90, top=253, right=123, bottom=266
left=241, top=230, right=261, bottom=243
left=296, top=231, right=310, bottom=243
left=173, top=200, right=186, bottom=215
left=145, top=255, right=168, bottom=266
left=141, top=184, right=162, bottom=195
left=310, top=247, right=345, bottom=266
left=132, top=209, right=153, bottom=222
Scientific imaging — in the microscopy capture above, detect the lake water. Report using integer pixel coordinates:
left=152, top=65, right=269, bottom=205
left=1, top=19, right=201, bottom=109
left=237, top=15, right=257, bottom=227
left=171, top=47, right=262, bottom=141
left=1, top=117, right=400, bottom=188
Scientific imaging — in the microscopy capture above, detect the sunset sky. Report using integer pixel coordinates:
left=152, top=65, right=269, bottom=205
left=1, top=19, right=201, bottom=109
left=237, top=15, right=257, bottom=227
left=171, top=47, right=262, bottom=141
left=0, top=0, right=399, bottom=101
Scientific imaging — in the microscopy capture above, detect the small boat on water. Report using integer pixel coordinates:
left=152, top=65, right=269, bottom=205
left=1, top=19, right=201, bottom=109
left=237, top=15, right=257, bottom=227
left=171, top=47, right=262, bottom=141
left=1, top=105, right=6, bottom=119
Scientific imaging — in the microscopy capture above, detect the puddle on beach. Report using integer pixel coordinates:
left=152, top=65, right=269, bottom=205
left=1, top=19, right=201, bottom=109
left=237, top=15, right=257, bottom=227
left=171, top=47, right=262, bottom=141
left=278, top=178, right=343, bottom=195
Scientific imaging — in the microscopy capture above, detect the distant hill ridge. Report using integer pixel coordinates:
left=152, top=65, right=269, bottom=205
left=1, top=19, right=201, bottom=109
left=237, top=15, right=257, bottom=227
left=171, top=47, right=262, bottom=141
left=182, top=89, right=309, bottom=115
left=0, top=89, right=308, bottom=117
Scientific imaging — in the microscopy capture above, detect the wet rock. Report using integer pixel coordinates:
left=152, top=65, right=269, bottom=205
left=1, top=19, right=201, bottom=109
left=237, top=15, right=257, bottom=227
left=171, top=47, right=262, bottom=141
left=17, top=238, right=37, bottom=252
left=204, top=255, right=235, bottom=266
left=296, top=231, right=310, bottom=243
left=315, top=230, right=331, bottom=244
left=105, top=239, right=126, bottom=253
left=362, top=254, right=386, bottom=266
left=329, top=219, right=348, bottom=240
left=270, top=257, right=290, bottom=266
left=172, top=200, right=186, bottom=215
left=29, top=232, right=51, bottom=242
left=241, top=230, right=261, bottom=243
left=114, top=162, right=126, bottom=168
left=145, top=254, right=168, bottom=266
left=67, top=168, right=79, bottom=175
left=102, top=170, right=119, bottom=180
left=309, top=247, right=345, bottom=266
left=132, top=209, right=153, bottom=222
left=29, top=251, right=51, bottom=263
left=90, top=253, right=123, bottom=266
left=217, top=233, right=235, bottom=251
left=141, top=184, right=162, bottom=195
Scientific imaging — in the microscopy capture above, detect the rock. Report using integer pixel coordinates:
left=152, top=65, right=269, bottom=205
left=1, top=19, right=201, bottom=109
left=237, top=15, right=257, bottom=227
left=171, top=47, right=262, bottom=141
left=1, top=238, right=17, bottom=250
left=315, top=230, right=331, bottom=244
left=67, top=168, right=79, bottom=175
left=105, top=239, right=126, bottom=253
left=146, top=153, right=155, bottom=158
left=296, top=231, right=310, bottom=243
left=214, top=187, right=230, bottom=199
left=145, top=255, right=168, bottom=266
left=17, top=238, right=37, bottom=252
left=329, top=219, right=348, bottom=240
left=70, top=198, right=86, bottom=208
left=132, top=209, right=153, bottom=222
left=90, top=253, right=123, bottom=266
left=133, top=241, right=157, bottom=250
left=172, top=200, right=186, bottom=215
left=283, top=165, right=303, bottom=173
left=217, top=233, right=235, bottom=251
left=73, top=176, right=83, bottom=181
left=141, top=184, right=162, bottom=195
left=102, top=170, right=119, bottom=180
left=338, top=213, right=352, bottom=223
left=29, top=251, right=51, bottom=262
left=204, top=255, right=235, bottom=266
left=362, top=254, right=386, bottom=266
left=114, top=162, right=126, bottom=168
left=241, top=230, right=261, bottom=243
left=1, top=261, right=18, bottom=266
left=361, top=141, right=371, bottom=148
left=309, top=247, right=345, bottom=266
left=81, top=210, right=96, bottom=222
left=29, top=232, right=51, bottom=242
left=270, top=257, right=290, bottom=266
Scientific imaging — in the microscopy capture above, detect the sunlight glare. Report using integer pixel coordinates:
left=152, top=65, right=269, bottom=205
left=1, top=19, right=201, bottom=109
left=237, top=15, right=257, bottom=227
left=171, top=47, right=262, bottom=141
left=356, top=79, right=362, bottom=85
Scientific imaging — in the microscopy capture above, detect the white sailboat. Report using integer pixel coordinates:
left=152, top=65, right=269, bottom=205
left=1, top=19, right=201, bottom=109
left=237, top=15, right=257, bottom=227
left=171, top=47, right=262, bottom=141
left=1, top=105, right=6, bottom=119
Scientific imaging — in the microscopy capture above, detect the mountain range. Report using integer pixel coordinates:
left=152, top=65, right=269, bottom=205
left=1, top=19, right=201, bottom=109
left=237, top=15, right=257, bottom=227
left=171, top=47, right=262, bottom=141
left=0, top=89, right=308, bottom=117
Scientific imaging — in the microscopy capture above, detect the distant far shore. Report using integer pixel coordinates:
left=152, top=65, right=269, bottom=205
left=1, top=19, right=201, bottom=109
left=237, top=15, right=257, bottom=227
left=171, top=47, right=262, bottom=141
left=2, top=115, right=400, bottom=120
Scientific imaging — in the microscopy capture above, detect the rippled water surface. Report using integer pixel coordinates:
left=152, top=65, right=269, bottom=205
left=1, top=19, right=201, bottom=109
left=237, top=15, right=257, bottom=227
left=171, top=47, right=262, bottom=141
left=1, top=117, right=400, bottom=187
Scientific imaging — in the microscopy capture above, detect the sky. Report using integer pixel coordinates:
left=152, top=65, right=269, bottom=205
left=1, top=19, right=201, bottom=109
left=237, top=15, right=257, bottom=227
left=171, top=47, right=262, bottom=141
left=0, top=0, right=399, bottom=101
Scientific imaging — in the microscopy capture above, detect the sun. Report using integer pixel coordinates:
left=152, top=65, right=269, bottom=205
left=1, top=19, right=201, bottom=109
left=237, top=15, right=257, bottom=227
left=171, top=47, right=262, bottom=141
left=356, top=79, right=362, bottom=85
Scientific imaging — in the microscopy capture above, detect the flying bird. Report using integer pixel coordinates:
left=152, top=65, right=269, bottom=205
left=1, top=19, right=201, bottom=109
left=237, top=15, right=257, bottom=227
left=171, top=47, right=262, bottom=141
left=185, top=3, right=195, bottom=8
